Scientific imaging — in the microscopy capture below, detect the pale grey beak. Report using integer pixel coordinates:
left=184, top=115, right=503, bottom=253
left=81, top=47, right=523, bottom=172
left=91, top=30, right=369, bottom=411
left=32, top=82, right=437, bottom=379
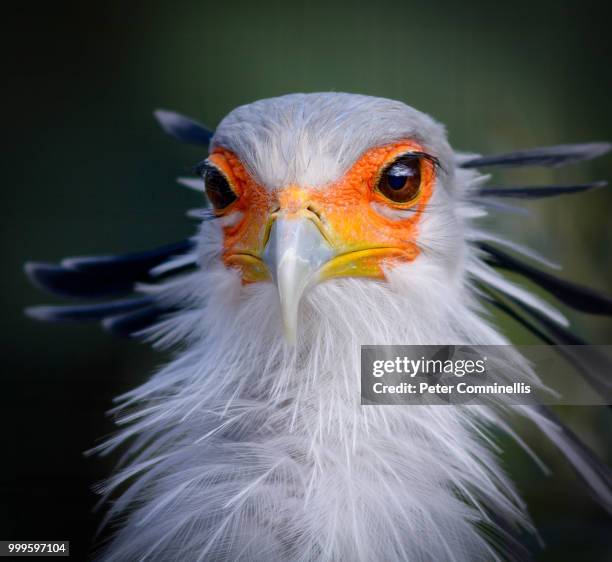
left=262, top=215, right=333, bottom=344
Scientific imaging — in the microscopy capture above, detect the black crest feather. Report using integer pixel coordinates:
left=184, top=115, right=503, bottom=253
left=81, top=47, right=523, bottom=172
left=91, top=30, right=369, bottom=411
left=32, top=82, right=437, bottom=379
left=478, top=181, right=606, bottom=199
left=154, top=109, right=213, bottom=146
left=479, top=242, right=612, bottom=316
left=462, top=142, right=612, bottom=169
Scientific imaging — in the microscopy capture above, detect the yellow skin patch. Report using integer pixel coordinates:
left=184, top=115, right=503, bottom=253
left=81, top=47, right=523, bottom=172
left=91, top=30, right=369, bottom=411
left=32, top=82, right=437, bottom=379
left=207, top=141, right=436, bottom=283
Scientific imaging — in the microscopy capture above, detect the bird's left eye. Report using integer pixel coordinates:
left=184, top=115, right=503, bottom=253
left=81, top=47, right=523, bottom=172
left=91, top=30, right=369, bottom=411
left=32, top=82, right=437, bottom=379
left=200, top=165, right=238, bottom=210
left=376, top=156, right=422, bottom=204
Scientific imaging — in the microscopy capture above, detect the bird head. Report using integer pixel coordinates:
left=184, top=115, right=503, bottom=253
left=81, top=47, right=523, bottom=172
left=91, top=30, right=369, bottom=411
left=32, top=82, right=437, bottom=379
left=201, top=93, right=463, bottom=343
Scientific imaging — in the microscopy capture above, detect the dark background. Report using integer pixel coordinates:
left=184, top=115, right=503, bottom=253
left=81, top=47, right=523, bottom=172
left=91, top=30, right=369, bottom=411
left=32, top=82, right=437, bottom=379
left=2, top=1, right=612, bottom=560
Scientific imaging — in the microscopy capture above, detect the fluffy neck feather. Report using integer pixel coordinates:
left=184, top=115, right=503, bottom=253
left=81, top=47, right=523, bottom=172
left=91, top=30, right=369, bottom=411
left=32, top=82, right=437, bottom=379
left=98, top=239, right=535, bottom=561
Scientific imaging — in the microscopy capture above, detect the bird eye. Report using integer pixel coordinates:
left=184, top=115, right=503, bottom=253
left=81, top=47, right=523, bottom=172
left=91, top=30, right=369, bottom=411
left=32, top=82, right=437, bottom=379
left=376, top=156, right=422, bottom=204
left=201, top=165, right=238, bottom=210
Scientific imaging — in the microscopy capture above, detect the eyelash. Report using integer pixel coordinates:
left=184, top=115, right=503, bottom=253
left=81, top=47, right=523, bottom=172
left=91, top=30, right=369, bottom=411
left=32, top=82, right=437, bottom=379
left=392, top=151, right=441, bottom=171
left=194, top=160, right=214, bottom=176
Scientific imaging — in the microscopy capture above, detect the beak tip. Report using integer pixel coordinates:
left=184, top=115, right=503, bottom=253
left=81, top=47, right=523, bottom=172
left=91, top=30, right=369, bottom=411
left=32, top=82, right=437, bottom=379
left=282, top=324, right=298, bottom=346
left=280, top=294, right=300, bottom=345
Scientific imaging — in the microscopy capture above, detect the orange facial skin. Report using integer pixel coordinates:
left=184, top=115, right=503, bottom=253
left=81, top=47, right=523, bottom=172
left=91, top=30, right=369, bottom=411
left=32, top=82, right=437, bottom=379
left=207, top=141, right=437, bottom=283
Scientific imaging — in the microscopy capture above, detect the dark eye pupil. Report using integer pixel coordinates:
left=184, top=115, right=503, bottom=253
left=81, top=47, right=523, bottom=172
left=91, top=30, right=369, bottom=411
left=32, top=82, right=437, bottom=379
left=203, top=167, right=237, bottom=210
left=377, top=158, right=422, bottom=203
left=387, top=173, right=407, bottom=189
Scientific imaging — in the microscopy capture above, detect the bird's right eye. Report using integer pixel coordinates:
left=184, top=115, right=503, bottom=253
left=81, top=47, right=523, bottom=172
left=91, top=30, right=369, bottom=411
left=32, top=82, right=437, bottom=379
left=375, top=156, right=422, bottom=204
left=201, top=165, right=238, bottom=210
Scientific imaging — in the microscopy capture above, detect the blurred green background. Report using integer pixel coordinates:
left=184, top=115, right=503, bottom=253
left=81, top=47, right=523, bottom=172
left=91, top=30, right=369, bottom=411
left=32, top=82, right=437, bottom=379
left=2, top=0, right=611, bottom=559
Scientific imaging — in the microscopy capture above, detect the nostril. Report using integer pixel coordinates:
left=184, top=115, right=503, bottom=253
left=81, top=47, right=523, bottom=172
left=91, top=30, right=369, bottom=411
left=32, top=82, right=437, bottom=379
left=306, top=205, right=322, bottom=221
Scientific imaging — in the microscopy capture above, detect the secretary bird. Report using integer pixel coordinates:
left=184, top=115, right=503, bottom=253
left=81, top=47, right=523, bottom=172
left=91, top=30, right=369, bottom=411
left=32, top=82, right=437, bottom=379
left=27, top=93, right=612, bottom=561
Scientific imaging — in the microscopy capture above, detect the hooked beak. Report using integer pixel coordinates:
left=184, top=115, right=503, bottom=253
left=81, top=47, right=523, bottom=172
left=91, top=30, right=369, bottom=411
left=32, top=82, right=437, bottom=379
left=260, top=210, right=413, bottom=344
left=263, top=211, right=333, bottom=344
